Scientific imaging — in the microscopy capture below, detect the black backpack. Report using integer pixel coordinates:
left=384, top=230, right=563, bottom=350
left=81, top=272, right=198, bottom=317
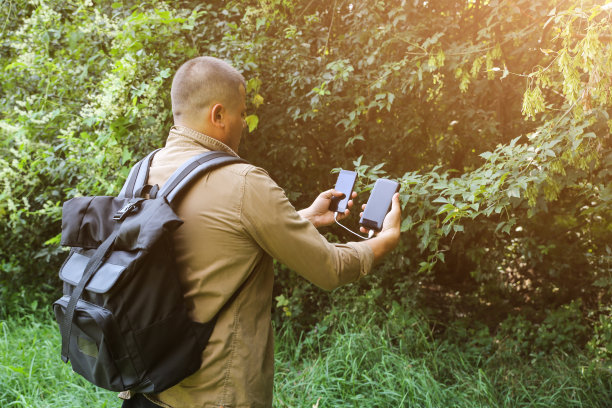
left=53, top=150, right=247, bottom=393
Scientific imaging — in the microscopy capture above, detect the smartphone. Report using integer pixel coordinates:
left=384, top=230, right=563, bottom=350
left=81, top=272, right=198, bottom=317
left=329, top=170, right=357, bottom=213
left=359, top=179, right=399, bottom=231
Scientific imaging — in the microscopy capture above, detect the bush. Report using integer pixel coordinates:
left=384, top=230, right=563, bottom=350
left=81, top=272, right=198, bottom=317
left=1, top=0, right=610, bottom=368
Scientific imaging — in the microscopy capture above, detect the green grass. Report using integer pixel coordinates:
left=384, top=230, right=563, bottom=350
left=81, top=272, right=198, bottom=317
left=1, top=308, right=610, bottom=407
left=272, top=307, right=612, bottom=408
left=0, top=311, right=117, bottom=407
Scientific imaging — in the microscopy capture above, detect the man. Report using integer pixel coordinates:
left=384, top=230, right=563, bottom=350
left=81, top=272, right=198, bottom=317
left=122, top=56, right=401, bottom=407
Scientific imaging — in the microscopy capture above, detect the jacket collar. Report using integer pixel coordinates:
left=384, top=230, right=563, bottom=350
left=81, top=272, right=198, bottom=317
left=167, top=125, right=240, bottom=158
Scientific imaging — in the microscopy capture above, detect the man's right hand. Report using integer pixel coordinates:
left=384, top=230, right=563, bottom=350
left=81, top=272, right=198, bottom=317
left=360, top=192, right=402, bottom=261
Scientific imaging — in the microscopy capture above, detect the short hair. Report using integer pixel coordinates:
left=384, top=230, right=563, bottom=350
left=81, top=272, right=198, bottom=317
left=171, top=56, right=246, bottom=121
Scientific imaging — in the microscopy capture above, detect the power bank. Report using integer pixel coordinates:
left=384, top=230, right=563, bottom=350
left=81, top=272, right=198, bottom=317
left=359, top=179, right=399, bottom=231
left=329, top=170, right=357, bottom=213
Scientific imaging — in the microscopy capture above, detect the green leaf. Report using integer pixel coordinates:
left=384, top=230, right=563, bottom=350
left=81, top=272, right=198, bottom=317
left=495, top=221, right=505, bottom=233
left=275, top=295, right=289, bottom=307
left=544, top=149, right=556, bottom=157
left=256, top=17, right=266, bottom=30
left=507, top=187, right=521, bottom=198
left=480, top=151, right=493, bottom=160
left=252, top=94, right=264, bottom=108
left=418, top=261, right=432, bottom=273
left=43, top=233, right=62, bottom=246
left=400, top=216, right=413, bottom=232
left=432, top=196, right=449, bottom=204
left=245, top=114, right=259, bottom=133
left=246, top=77, right=262, bottom=94
left=442, top=223, right=452, bottom=236
left=159, top=68, right=171, bottom=79
left=437, top=203, right=455, bottom=215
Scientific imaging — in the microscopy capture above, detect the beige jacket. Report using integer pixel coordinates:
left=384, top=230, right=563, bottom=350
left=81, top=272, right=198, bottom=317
left=140, top=126, right=373, bottom=407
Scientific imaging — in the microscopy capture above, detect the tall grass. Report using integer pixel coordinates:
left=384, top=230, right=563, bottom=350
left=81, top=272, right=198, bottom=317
left=273, top=305, right=612, bottom=408
left=1, top=307, right=610, bottom=407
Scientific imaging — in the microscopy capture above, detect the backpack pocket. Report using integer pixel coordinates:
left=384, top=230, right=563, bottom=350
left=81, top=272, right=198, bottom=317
left=53, top=296, right=144, bottom=391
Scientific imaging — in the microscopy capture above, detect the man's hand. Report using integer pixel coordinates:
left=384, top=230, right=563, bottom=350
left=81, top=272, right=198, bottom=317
left=361, top=192, right=402, bottom=261
left=298, top=189, right=357, bottom=229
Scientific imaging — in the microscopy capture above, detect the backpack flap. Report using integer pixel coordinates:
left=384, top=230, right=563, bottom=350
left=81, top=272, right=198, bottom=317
left=61, top=196, right=184, bottom=251
left=60, top=251, right=125, bottom=294
left=61, top=196, right=126, bottom=249
left=113, top=198, right=183, bottom=251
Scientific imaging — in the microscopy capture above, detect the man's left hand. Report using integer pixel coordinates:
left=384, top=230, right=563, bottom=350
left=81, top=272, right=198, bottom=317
left=298, top=189, right=357, bottom=228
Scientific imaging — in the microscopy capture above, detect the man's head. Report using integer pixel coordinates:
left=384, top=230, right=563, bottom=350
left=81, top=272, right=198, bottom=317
left=171, top=56, right=247, bottom=151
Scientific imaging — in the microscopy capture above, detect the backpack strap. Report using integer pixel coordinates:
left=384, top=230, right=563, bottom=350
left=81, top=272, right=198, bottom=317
left=118, top=149, right=161, bottom=199
left=120, top=150, right=247, bottom=201
left=158, top=151, right=248, bottom=203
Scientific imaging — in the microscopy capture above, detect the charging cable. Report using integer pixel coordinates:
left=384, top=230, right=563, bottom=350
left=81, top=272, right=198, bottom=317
left=334, top=212, right=375, bottom=240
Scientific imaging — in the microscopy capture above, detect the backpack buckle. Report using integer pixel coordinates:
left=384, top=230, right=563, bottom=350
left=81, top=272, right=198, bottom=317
left=113, top=200, right=142, bottom=222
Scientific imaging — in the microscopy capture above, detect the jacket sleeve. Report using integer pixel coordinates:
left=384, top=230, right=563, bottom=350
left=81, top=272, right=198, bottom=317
left=240, top=167, right=374, bottom=291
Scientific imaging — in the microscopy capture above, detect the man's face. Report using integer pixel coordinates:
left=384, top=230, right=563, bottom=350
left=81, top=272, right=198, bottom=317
left=225, top=85, right=247, bottom=152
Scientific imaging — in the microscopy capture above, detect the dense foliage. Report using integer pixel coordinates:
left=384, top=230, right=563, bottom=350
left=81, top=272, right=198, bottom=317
left=1, top=0, right=610, bottom=372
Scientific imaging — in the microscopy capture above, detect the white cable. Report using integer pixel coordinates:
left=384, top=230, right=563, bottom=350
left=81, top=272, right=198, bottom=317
left=334, top=212, right=371, bottom=240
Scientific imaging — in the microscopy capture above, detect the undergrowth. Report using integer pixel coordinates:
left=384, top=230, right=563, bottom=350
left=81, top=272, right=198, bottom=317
left=272, top=300, right=611, bottom=407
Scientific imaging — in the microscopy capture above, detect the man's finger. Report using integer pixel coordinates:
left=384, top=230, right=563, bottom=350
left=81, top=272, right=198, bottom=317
left=359, top=226, right=372, bottom=234
left=330, top=189, right=346, bottom=199
left=391, top=192, right=400, bottom=211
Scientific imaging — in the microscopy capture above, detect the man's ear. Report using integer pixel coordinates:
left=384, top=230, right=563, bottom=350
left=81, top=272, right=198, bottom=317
left=210, top=103, right=225, bottom=129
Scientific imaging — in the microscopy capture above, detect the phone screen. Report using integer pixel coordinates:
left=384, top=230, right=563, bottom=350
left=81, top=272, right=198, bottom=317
left=329, top=170, right=357, bottom=213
